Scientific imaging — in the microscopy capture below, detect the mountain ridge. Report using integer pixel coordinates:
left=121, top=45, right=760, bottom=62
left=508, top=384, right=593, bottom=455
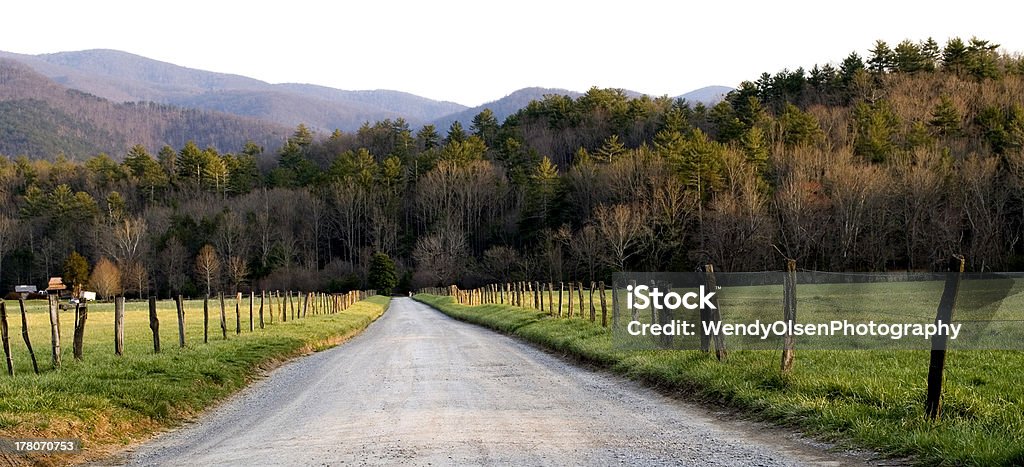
left=0, top=58, right=290, bottom=158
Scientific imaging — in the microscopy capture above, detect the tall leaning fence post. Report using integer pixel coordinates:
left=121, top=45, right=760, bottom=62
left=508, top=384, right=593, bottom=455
left=148, top=296, right=160, bottom=353
left=780, top=259, right=797, bottom=374
left=47, top=294, right=61, bottom=369
left=1, top=301, right=13, bottom=376
left=926, top=255, right=965, bottom=420
left=19, top=297, right=39, bottom=373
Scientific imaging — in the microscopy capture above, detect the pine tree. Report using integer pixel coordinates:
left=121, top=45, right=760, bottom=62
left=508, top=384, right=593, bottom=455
left=368, top=252, right=397, bottom=295
left=594, top=135, right=626, bottom=163
left=867, top=40, right=895, bottom=73
left=929, top=96, right=962, bottom=137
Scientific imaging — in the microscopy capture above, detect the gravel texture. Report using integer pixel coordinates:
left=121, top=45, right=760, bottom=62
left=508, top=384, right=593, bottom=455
left=116, top=298, right=869, bottom=466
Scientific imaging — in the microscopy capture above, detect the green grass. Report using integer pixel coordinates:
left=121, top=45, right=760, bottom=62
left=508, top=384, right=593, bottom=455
left=415, top=293, right=1024, bottom=466
left=0, top=294, right=389, bottom=464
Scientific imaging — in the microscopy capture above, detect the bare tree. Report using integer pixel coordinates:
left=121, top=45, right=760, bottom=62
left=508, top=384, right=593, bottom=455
left=412, top=223, right=468, bottom=287
left=195, top=244, right=220, bottom=297
left=163, top=237, right=188, bottom=297
left=120, top=260, right=148, bottom=298
left=594, top=203, right=649, bottom=271
left=108, top=217, right=147, bottom=265
left=91, top=257, right=122, bottom=300
left=556, top=224, right=603, bottom=282
left=226, top=256, right=249, bottom=294
left=216, top=210, right=245, bottom=261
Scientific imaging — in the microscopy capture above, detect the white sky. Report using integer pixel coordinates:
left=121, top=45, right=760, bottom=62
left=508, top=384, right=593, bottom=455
left=1, top=0, right=1020, bottom=107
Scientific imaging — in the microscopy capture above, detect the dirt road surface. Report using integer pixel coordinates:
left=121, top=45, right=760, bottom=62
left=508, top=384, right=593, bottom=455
left=117, top=298, right=867, bottom=466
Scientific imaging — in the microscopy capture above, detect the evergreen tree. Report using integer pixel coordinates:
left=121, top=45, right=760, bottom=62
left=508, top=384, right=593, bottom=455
left=368, top=252, right=397, bottom=295
left=594, top=134, right=626, bottom=163
left=867, top=40, right=895, bottom=73
left=63, top=251, right=90, bottom=290
left=470, top=109, right=500, bottom=147
left=854, top=100, right=900, bottom=162
left=929, top=96, right=963, bottom=136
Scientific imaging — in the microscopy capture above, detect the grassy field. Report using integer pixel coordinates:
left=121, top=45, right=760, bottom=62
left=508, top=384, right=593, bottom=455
left=415, top=292, right=1024, bottom=466
left=0, top=294, right=389, bottom=466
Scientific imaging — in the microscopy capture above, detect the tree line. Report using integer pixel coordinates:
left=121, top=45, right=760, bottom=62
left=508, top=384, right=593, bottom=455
left=1, top=36, right=1023, bottom=295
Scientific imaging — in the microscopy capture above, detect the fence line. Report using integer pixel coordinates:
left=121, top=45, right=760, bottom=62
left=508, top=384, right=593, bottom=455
left=417, top=254, right=972, bottom=420
left=0, top=288, right=376, bottom=378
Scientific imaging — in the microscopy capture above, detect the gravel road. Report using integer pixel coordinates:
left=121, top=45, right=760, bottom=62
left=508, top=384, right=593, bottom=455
left=116, top=298, right=868, bottom=466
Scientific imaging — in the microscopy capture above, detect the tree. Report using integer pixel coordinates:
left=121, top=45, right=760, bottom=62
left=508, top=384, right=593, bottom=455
left=593, top=203, right=648, bottom=271
left=867, top=40, right=895, bottom=73
left=226, top=256, right=249, bottom=294
left=195, top=244, right=220, bottom=297
left=594, top=135, right=626, bottom=162
left=368, top=252, right=397, bottom=295
left=853, top=100, right=900, bottom=162
left=91, top=257, right=121, bottom=300
left=929, top=96, right=963, bottom=137
left=893, top=40, right=926, bottom=73
left=121, top=261, right=148, bottom=298
left=63, top=251, right=90, bottom=291
left=470, top=109, right=500, bottom=147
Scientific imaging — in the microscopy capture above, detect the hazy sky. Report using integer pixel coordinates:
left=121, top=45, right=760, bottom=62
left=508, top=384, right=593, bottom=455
left=2, top=0, right=1020, bottom=106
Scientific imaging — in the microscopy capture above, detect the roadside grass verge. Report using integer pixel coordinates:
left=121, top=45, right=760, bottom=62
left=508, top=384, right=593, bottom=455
left=415, top=294, right=1024, bottom=466
left=0, top=295, right=389, bottom=466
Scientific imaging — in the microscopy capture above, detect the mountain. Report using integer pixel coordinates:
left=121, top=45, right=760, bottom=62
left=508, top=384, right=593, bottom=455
left=0, top=49, right=467, bottom=132
left=676, top=85, right=732, bottom=104
left=0, top=59, right=290, bottom=158
left=431, top=87, right=583, bottom=131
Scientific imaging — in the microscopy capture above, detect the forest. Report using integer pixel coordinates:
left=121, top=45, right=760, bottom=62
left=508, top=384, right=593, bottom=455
left=1, top=36, right=1023, bottom=297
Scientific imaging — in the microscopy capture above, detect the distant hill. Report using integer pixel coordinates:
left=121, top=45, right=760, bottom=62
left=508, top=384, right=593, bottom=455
left=431, top=87, right=583, bottom=131
left=0, top=49, right=467, bottom=132
left=433, top=85, right=733, bottom=130
left=676, top=85, right=732, bottom=104
left=0, top=59, right=290, bottom=159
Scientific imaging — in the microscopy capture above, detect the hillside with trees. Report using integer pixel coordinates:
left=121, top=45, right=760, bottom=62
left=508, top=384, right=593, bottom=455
left=0, top=49, right=467, bottom=131
left=1, top=37, right=1023, bottom=298
left=0, top=59, right=290, bottom=158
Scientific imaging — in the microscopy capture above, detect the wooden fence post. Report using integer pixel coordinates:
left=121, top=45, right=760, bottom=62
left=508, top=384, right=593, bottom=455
left=219, top=293, right=227, bottom=338
left=18, top=297, right=39, bottom=373
left=235, top=293, right=242, bottom=335
left=598, top=282, right=608, bottom=328
left=114, top=297, right=125, bottom=356
left=609, top=281, right=617, bottom=329
left=780, top=259, right=797, bottom=374
left=629, top=280, right=638, bottom=321
left=558, top=282, right=564, bottom=317
left=579, top=282, right=586, bottom=318
left=547, top=283, right=554, bottom=315
left=926, top=255, right=965, bottom=420
left=704, top=264, right=727, bottom=361
left=176, top=295, right=186, bottom=348
left=589, top=282, right=596, bottom=322
left=72, top=302, right=87, bottom=360
left=47, top=294, right=61, bottom=369
left=250, top=292, right=255, bottom=331
left=539, top=283, right=545, bottom=311
left=203, top=297, right=210, bottom=344
left=259, top=291, right=265, bottom=329
left=1, top=301, right=12, bottom=375
left=73, top=303, right=80, bottom=355
left=148, top=296, right=160, bottom=353
left=567, top=281, right=574, bottom=318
